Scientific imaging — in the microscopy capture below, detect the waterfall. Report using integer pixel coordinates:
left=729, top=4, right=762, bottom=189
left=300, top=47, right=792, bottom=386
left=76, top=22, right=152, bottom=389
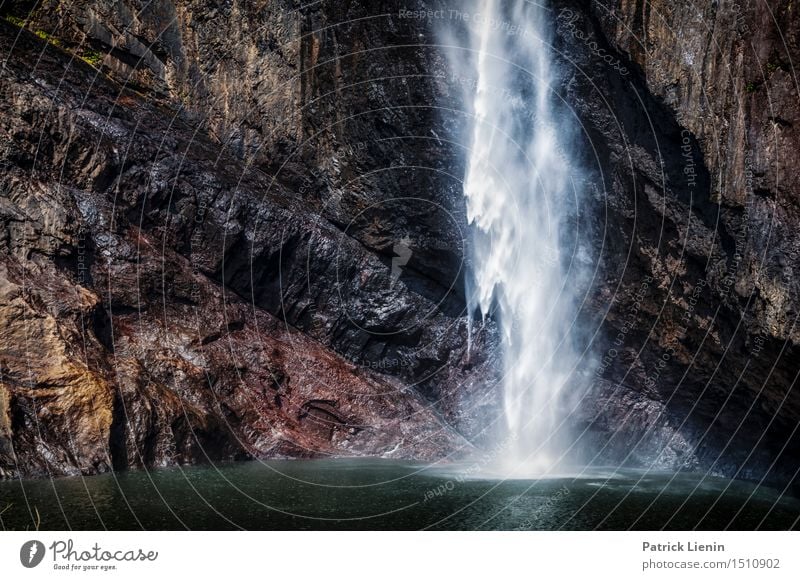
left=452, top=0, right=586, bottom=475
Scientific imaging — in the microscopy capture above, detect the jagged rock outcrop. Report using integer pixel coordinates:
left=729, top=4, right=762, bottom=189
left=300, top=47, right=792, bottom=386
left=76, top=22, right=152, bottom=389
left=0, top=2, right=485, bottom=478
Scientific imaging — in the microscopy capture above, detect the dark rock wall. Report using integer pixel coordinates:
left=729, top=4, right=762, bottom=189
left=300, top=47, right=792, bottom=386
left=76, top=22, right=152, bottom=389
left=555, top=0, right=800, bottom=487
left=0, top=0, right=484, bottom=478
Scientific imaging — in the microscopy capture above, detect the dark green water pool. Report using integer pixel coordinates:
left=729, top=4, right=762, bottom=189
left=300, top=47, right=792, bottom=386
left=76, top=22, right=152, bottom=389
left=0, top=460, right=797, bottom=530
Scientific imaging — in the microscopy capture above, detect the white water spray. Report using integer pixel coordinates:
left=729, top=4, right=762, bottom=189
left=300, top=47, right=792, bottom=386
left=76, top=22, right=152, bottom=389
left=455, top=0, right=586, bottom=475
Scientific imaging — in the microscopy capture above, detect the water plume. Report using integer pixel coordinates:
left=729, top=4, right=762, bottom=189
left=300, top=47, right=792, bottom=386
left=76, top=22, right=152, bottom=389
left=447, top=0, right=589, bottom=476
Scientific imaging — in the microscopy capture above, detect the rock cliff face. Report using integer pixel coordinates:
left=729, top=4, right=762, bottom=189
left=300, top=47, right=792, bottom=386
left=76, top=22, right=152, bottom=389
left=556, top=0, right=800, bottom=487
left=0, top=0, right=487, bottom=478
left=0, top=0, right=798, bottom=490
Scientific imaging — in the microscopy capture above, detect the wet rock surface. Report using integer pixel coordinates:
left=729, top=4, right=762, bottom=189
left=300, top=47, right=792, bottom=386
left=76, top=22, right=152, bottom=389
left=555, top=0, right=800, bottom=488
left=0, top=3, right=480, bottom=478
left=0, top=0, right=797, bottom=492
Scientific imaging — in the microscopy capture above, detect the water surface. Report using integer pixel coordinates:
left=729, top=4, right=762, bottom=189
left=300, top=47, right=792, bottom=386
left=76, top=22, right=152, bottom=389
left=0, top=459, right=797, bottom=530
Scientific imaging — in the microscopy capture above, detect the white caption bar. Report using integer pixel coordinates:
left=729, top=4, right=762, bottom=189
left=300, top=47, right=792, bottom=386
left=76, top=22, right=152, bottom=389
left=0, top=531, right=797, bottom=579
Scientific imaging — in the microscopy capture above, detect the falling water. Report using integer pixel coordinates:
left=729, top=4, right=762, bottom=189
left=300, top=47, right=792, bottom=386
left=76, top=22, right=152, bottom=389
left=454, top=0, right=586, bottom=475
